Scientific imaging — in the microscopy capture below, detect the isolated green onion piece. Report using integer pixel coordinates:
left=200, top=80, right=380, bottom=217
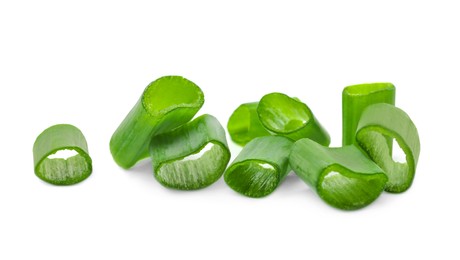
left=110, top=76, right=204, bottom=169
left=227, top=102, right=271, bottom=146
left=224, top=136, right=293, bottom=198
left=289, top=138, right=387, bottom=210
left=356, top=103, right=420, bottom=193
left=150, top=114, right=231, bottom=190
left=33, top=124, right=92, bottom=185
left=342, top=82, right=395, bottom=146
left=258, top=92, right=330, bottom=145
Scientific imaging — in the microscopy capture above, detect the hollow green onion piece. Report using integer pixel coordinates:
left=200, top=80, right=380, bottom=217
left=150, top=114, right=231, bottom=190
left=342, top=82, right=395, bottom=146
left=257, top=92, right=330, bottom=145
left=33, top=124, right=92, bottom=185
left=110, top=76, right=204, bottom=169
left=289, top=138, right=388, bottom=210
left=356, top=103, right=420, bottom=193
left=224, top=136, right=294, bottom=198
left=227, top=102, right=271, bottom=146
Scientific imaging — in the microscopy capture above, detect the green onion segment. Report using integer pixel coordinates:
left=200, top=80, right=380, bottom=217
left=224, top=136, right=294, bottom=198
left=227, top=102, right=271, bottom=146
left=110, top=76, right=204, bottom=169
left=33, top=124, right=92, bottom=185
left=150, top=114, right=231, bottom=190
left=289, top=138, right=388, bottom=210
left=342, top=83, right=395, bottom=146
left=356, top=103, right=420, bottom=193
left=258, top=92, right=330, bottom=145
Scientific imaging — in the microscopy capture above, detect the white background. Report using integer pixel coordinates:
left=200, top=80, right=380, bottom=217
left=1, top=0, right=459, bottom=259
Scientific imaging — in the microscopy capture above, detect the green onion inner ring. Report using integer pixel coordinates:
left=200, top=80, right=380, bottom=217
left=225, top=160, right=279, bottom=198
left=155, top=142, right=229, bottom=190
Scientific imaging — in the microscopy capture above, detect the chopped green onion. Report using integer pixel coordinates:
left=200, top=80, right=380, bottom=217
left=33, top=124, right=92, bottom=185
left=224, top=136, right=294, bottom=198
left=342, top=83, right=395, bottom=146
left=356, top=103, right=420, bottom=193
left=227, top=102, right=271, bottom=146
left=289, top=138, right=388, bottom=210
left=110, top=76, right=204, bottom=169
left=257, top=92, right=330, bottom=145
left=150, top=114, right=231, bottom=190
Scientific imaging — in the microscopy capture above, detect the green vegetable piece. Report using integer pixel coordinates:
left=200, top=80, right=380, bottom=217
left=289, top=138, right=388, bottom=210
left=33, top=124, right=92, bottom=185
left=150, top=114, right=231, bottom=190
left=224, top=136, right=294, bottom=198
left=227, top=102, right=271, bottom=146
left=110, top=76, right=205, bottom=169
left=342, top=82, right=395, bottom=146
left=257, top=92, right=330, bottom=145
left=356, top=103, right=420, bottom=193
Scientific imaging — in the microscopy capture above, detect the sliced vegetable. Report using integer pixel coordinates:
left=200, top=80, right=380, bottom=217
left=224, top=136, right=294, bottom=198
left=257, top=92, right=330, bottom=145
left=227, top=102, right=270, bottom=146
left=150, top=114, right=230, bottom=190
left=33, top=124, right=92, bottom=185
left=289, top=138, right=388, bottom=210
left=356, top=103, right=420, bottom=193
left=342, top=82, right=395, bottom=146
left=110, top=76, right=204, bottom=169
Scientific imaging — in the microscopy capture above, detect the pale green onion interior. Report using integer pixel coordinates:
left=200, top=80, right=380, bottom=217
left=357, top=130, right=410, bottom=192
left=38, top=149, right=90, bottom=184
left=319, top=169, right=386, bottom=209
left=156, top=143, right=226, bottom=190
left=225, top=161, right=278, bottom=198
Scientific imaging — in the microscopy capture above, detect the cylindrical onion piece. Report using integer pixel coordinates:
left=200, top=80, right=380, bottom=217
left=33, top=124, right=92, bottom=185
left=110, top=76, right=204, bottom=169
left=150, top=114, right=231, bottom=190
left=289, top=138, right=388, bottom=210
left=227, top=102, right=271, bottom=146
left=356, top=103, right=420, bottom=193
left=342, top=82, right=395, bottom=146
left=224, top=136, right=294, bottom=198
left=257, top=92, right=330, bottom=145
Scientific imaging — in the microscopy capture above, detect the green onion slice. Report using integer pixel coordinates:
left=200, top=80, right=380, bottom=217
left=224, top=136, right=294, bottom=198
left=342, top=82, right=395, bottom=146
left=150, top=114, right=231, bottom=190
left=33, top=124, right=92, bottom=185
left=356, top=103, right=420, bottom=193
left=289, top=138, right=388, bottom=210
left=257, top=92, right=330, bottom=145
left=227, top=102, right=271, bottom=146
left=110, top=76, right=205, bottom=169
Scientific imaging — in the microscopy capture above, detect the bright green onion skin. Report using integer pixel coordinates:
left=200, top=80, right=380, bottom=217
left=227, top=102, right=271, bottom=146
left=224, top=136, right=294, bottom=198
left=257, top=92, right=330, bottom=145
left=33, top=124, right=92, bottom=185
left=356, top=103, right=420, bottom=193
left=110, top=76, right=204, bottom=169
left=289, top=138, right=388, bottom=210
left=342, top=82, right=395, bottom=146
left=150, top=114, right=231, bottom=190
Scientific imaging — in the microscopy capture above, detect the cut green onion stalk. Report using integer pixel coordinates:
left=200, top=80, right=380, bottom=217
left=356, top=103, right=420, bottom=193
left=150, top=114, right=231, bottom=190
left=33, top=124, right=92, bottom=185
left=289, top=138, right=388, bottom=210
left=258, top=92, right=330, bottom=145
left=342, top=82, right=395, bottom=146
left=224, top=136, right=293, bottom=198
left=110, top=76, right=204, bottom=169
left=227, top=102, right=271, bottom=146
